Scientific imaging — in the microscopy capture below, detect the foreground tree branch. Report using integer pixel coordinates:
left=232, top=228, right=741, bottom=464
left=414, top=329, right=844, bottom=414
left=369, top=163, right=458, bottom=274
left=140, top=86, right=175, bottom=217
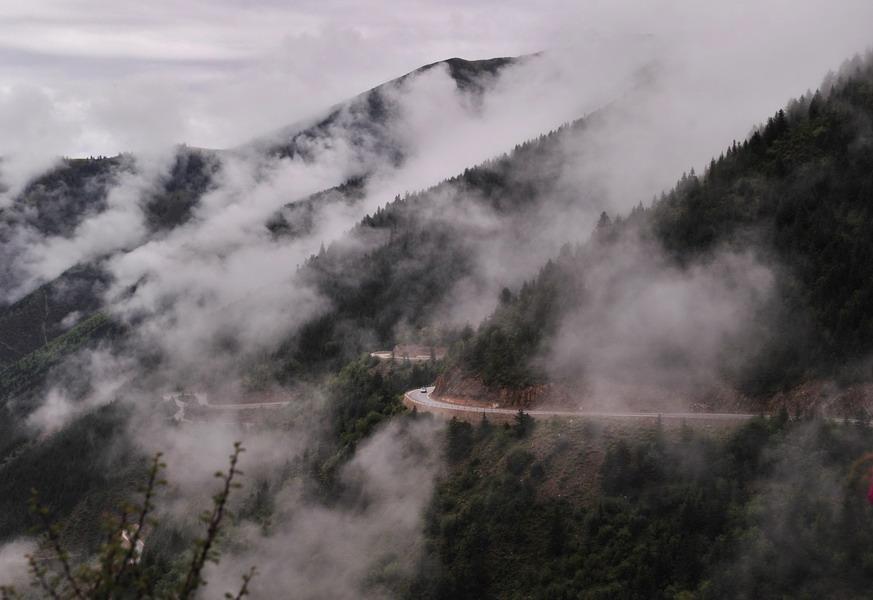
left=2, top=443, right=254, bottom=599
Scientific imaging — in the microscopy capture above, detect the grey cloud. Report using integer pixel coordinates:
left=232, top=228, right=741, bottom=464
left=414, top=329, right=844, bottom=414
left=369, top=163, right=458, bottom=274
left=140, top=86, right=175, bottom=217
left=0, top=539, right=36, bottom=589
left=5, top=151, right=174, bottom=301
left=201, top=417, right=443, bottom=600
left=544, top=232, right=777, bottom=410
left=0, top=86, right=73, bottom=206
left=4, top=4, right=873, bottom=596
left=4, top=0, right=870, bottom=157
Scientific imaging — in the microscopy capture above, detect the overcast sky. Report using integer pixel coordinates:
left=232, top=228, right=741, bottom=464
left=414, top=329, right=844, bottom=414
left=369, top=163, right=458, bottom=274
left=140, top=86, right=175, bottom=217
left=1, top=0, right=872, bottom=157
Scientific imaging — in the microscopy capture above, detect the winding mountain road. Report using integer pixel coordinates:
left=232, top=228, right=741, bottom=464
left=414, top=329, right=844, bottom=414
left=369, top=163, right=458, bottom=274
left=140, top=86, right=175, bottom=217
left=404, top=387, right=760, bottom=422
left=162, top=392, right=290, bottom=423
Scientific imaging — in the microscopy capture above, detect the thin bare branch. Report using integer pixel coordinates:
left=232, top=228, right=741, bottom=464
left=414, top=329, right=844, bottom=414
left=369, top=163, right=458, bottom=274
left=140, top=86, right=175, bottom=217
left=112, top=452, right=164, bottom=589
left=27, top=554, right=62, bottom=600
left=226, top=566, right=257, bottom=600
left=178, top=442, right=245, bottom=600
left=29, top=494, right=86, bottom=600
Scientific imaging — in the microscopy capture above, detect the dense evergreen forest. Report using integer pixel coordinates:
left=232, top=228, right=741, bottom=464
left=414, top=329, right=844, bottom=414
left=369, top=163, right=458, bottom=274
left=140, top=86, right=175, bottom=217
left=450, top=53, right=873, bottom=398
left=0, top=352, right=434, bottom=556
left=408, top=414, right=873, bottom=599
left=273, top=119, right=591, bottom=379
left=0, top=58, right=575, bottom=573
left=4, top=46, right=873, bottom=599
left=0, top=57, right=541, bottom=411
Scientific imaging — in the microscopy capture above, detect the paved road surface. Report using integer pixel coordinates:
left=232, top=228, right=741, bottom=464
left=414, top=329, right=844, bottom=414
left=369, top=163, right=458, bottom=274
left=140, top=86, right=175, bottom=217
left=162, top=393, right=290, bottom=410
left=405, top=387, right=760, bottom=421
left=162, top=392, right=290, bottom=423
left=196, top=401, right=290, bottom=410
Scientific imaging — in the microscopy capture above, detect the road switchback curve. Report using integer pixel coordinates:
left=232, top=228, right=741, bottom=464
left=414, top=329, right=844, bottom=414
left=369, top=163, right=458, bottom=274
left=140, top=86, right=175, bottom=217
left=404, top=386, right=760, bottom=423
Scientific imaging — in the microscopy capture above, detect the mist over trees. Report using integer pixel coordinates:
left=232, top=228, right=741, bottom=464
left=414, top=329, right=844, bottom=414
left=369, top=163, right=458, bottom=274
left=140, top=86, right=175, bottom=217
left=1, top=18, right=873, bottom=599
left=449, top=52, right=873, bottom=401
left=409, top=415, right=873, bottom=599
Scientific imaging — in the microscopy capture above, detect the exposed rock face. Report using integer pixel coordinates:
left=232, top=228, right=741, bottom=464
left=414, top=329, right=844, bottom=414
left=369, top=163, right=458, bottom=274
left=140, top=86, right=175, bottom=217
left=434, top=368, right=873, bottom=417
left=434, top=367, right=750, bottom=411
left=764, top=381, right=873, bottom=417
left=433, top=370, right=573, bottom=409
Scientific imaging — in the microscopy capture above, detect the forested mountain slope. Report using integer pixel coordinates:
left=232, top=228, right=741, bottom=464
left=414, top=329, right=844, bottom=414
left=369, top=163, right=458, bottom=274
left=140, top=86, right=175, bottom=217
left=4, top=43, right=873, bottom=599
left=1, top=79, right=619, bottom=419
left=0, top=54, right=576, bottom=556
left=261, top=56, right=517, bottom=162
left=0, top=56, right=518, bottom=305
left=409, top=412, right=873, bottom=599
left=270, top=117, right=608, bottom=379
left=0, top=56, right=524, bottom=400
left=439, top=52, right=873, bottom=411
